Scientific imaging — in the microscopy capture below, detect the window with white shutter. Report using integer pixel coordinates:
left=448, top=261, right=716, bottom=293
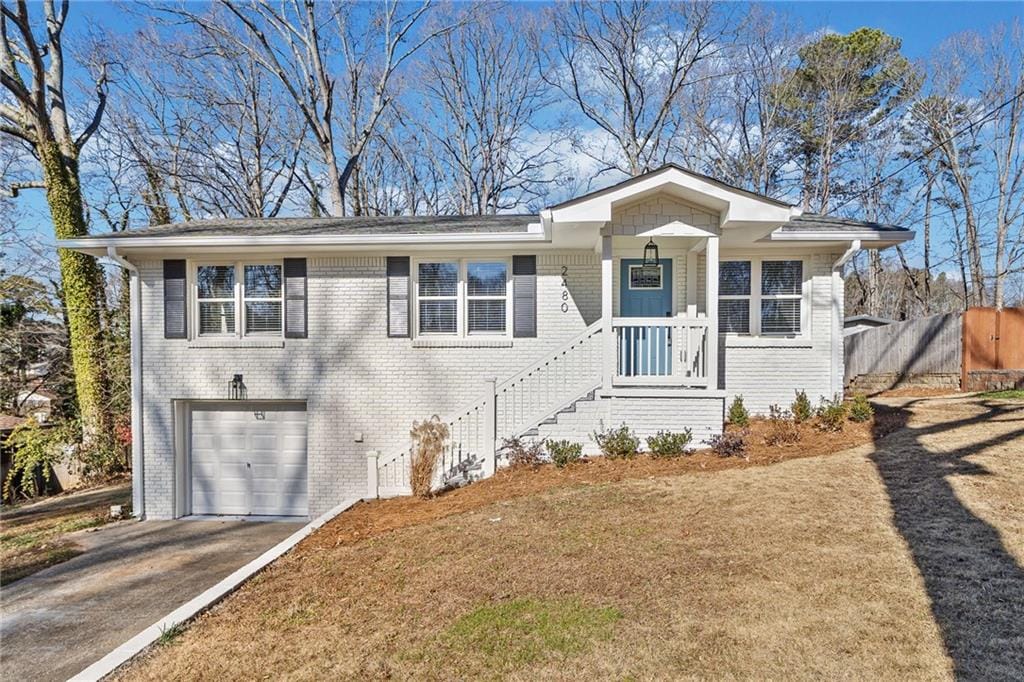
left=466, top=261, right=507, bottom=334
left=718, top=261, right=751, bottom=334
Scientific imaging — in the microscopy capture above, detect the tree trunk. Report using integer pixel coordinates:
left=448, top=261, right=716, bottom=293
left=40, top=140, right=112, bottom=441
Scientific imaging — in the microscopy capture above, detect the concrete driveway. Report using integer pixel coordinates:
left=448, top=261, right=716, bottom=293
left=1, top=517, right=303, bottom=681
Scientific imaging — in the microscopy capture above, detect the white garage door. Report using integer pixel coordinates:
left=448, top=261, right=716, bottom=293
left=190, top=403, right=308, bottom=517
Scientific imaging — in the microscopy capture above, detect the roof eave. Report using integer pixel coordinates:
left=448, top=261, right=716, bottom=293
left=767, top=229, right=915, bottom=245
left=57, top=228, right=549, bottom=256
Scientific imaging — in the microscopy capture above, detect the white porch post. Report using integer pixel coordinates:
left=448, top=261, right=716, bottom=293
left=366, top=450, right=380, bottom=499
left=482, top=378, right=497, bottom=477
left=601, top=234, right=615, bottom=389
left=705, top=236, right=720, bottom=389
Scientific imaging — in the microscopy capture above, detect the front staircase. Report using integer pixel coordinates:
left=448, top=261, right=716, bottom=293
left=368, top=322, right=603, bottom=497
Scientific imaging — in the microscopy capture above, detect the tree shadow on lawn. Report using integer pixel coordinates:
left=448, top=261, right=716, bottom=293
left=869, top=398, right=1024, bottom=680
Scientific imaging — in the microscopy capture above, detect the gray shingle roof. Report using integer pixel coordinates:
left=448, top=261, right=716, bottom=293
left=82, top=214, right=536, bottom=240
left=778, top=213, right=911, bottom=234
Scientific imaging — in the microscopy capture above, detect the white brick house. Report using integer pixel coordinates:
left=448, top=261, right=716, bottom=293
left=61, top=166, right=912, bottom=520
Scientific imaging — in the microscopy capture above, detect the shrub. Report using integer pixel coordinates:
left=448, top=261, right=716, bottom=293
left=409, top=416, right=449, bottom=498
left=592, top=424, right=639, bottom=459
left=848, top=394, right=874, bottom=423
left=645, top=429, right=693, bottom=457
left=727, top=395, right=750, bottom=427
left=547, top=440, right=583, bottom=468
left=791, top=390, right=813, bottom=423
left=815, top=395, right=848, bottom=432
left=500, top=436, right=545, bottom=468
left=3, top=419, right=75, bottom=501
left=763, top=405, right=800, bottom=446
left=709, top=430, right=747, bottom=458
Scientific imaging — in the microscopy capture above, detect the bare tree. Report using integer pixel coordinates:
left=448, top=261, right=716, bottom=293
left=540, top=0, right=724, bottom=178
left=164, top=0, right=455, bottom=216
left=416, top=5, right=555, bottom=214
left=676, top=7, right=801, bottom=196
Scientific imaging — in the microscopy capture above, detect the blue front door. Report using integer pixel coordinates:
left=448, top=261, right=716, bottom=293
left=620, top=259, right=673, bottom=376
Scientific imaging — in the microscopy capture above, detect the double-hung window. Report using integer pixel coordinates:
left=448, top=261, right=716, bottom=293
left=195, top=262, right=283, bottom=337
left=719, top=258, right=804, bottom=336
left=415, top=259, right=509, bottom=336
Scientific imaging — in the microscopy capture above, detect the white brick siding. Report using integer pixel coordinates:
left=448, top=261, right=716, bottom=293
left=136, top=241, right=843, bottom=518
left=139, top=252, right=599, bottom=518
left=722, top=252, right=843, bottom=414
left=537, top=394, right=725, bottom=453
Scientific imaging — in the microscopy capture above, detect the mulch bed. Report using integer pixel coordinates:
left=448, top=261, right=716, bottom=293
left=299, top=407, right=905, bottom=556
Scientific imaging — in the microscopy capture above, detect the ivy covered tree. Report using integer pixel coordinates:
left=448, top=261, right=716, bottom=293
left=1, top=0, right=113, bottom=441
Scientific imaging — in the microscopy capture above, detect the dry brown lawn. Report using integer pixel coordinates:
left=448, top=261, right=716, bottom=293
left=120, top=396, right=1024, bottom=681
left=0, top=482, right=130, bottom=585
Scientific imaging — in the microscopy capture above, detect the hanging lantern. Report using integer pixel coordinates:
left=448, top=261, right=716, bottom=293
left=228, top=374, right=246, bottom=400
left=642, top=238, right=660, bottom=266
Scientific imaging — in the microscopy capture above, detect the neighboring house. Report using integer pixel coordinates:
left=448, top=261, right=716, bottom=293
left=60, top=165, right=913, bottom=520
left=15, top=387, right=59, bottom=423
left=843, top=314, right=894, bottom=337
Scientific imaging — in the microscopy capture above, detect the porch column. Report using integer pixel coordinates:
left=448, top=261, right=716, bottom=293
left=601, top=234, right=614, bottom=389
left=705, top=236, right=719, bottom=389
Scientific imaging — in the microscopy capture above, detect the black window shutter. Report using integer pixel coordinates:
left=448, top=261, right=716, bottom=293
left=163, top=259, right=187, bottom=339
left=387, top=257, right=411, bottom=338
left=513, top=255, right=537, bottom=338
left=284, top=258, right=308, bottom=339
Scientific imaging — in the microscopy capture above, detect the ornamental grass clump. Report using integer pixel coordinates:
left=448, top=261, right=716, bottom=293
left=848, top=394, right=874, bottom=423
left=592, top=425, right=639, bottom=459
left=410, top=416, right=449, bottom=498
left=645, top=429, right=693, bottom=457
left=547, top=440, right=583, bottom=468
left=791, top=390, right=813, bottom=423
left=727, top=395, right=750, bottom=427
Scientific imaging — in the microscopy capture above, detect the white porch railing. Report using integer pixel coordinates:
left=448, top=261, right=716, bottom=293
left=368, top=321, right=603, bottom=498
left=611, top=316, right=709, bottom=387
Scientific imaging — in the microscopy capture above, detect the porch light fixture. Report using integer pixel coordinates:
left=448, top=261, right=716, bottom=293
left=643, top=238, right=660, bottom=266
left=228, top=374, right=246, bottom=400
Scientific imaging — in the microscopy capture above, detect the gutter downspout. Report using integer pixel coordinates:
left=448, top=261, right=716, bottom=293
left=831, top=240, right=861, bottom=399
left=107, top=247, right=144, bottom=519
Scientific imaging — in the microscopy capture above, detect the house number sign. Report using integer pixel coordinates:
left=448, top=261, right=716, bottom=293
left=560, top=265, right=569, bottom=313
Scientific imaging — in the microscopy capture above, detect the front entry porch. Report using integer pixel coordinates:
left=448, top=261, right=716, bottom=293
left=600, top=231, right=720, bottom=391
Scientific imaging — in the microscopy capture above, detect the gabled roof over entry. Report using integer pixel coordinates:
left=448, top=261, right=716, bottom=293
left=545, top=164, right=799, bottom=227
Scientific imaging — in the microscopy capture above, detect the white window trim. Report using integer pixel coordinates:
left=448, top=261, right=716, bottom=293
left=191, top=260, right=284, bottom=339
left=412, top=257, right=512, bottom=339
left=719, top=256, right=809, bottom=339
left=627, top=263, right=663, bottom=290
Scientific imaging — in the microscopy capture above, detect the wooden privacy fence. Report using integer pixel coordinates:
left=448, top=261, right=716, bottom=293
left=844, top=312, right=962, bottom=390
left=962, top=307, right=1024, bottom=391
left=845, top=307, right=1024, bottom=392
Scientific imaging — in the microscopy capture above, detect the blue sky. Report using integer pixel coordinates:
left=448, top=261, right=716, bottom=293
left=774, top=1, right=1021, bottom=59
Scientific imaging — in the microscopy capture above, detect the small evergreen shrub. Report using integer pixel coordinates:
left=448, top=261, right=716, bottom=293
left=791, top=390, right=813, bottom=423
left=727, top=395, right=750, bottom=427
left=815, top=395, right=848, bottom=432
left=645, top=429, right=693, bottom=457
left=763, top=405, right=801, bottom=446
left=709, top=430, right=747, bottom=458
left=592, top=424, right=639, bottom=459
left=848, top=394, right=874, bottom=423
left=547, top=440, right=583, bottom=468
left=500, top=436, right=545, bottom=468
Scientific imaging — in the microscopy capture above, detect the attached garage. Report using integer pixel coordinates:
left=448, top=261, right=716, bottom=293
left=187, top=402, right=308, bottom=517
